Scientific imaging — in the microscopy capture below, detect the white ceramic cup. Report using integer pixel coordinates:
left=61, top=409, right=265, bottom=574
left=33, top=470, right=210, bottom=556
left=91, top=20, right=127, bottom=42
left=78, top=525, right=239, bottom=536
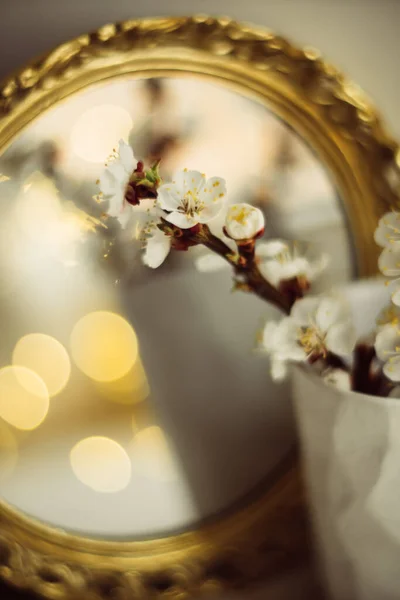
left=292, top=279, right=400, bottom=600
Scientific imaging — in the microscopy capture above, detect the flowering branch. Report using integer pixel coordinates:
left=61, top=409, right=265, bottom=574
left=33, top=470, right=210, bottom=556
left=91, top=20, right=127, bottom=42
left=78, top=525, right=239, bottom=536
left=95, top=139, right=400, bottom=397
left=191, top=225, right=292, bottom=314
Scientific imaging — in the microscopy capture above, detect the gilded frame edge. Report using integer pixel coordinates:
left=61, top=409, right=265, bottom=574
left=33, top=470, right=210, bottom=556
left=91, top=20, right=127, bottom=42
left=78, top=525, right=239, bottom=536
left=0, top=14, right=398, bottom=599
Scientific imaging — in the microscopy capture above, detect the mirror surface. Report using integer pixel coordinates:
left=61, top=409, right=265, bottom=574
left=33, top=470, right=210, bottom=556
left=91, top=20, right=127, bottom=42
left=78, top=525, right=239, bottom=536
left=0, top=76, right=354, bottom=539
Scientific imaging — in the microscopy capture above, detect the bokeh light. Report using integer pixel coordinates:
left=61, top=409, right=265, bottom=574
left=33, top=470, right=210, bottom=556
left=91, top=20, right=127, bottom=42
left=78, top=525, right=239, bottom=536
left=70, top=436, right=131, bottom=493
left=95, top=357, right=150, bottom=405
left=16, top=174, right=84, bottom=258
left=130, top=426, right=178, bottom=483
left=0, top=366, right=49, bottom=430
left=70, top=105, right=133, bottom=163
left=13, top=334, right=71, bottom=397
left=16, top=175, right=61, bottom=238
left=0, top=420, right=18, bottom=482
left=70, top=311, right=138, bottom=382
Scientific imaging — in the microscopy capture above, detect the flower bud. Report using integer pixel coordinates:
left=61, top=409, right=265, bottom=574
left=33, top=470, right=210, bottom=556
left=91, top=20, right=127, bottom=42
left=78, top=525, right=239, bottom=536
left=125, top=159, right=161, bottom=206
left=224, top=203, right=265, bottom=241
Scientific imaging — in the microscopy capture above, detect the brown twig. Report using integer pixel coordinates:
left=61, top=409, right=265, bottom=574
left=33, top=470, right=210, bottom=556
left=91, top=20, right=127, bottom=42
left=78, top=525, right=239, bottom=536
left=351, top=343, right=383, bottom=396
left=194, top=225, right=292, bottom=314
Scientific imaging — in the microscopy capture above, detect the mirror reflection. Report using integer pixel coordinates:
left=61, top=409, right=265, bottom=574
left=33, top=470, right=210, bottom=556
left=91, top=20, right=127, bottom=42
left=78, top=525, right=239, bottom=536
left=0, top=76, right=354, bottom=538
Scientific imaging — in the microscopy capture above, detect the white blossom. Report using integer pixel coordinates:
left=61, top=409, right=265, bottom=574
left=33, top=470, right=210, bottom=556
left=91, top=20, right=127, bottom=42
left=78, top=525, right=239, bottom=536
left=157, top=169, right=226, bottom=229
left=378, top=246, right=400, bottom=306
left=260, top=295, right=357, bottom=381
left=376, top=304, right=400, bottom=329
left=98, top=140, right=137, bottom=228
left=374, top=211, right=400, bottom=248
left=224, top=203, right=265, bottom=241
left=134, top=204, right=171, bottom=269
left=142, top=224, right=171, bottom=269
left=323, top=369, right=351, bottom=391
left=195, top=253, right=228, bottom=273
left=375, top=323, right=400, bottom=382
left=260, top=318, right=305, bottom=381
left=257, top=240, right=329, bottom=287
left=193, top=239, right=328, bottom=285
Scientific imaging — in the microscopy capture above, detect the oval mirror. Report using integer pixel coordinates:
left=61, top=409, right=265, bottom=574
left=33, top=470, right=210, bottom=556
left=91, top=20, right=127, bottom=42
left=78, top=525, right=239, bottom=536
left=0, top=15, right=397, bottom=600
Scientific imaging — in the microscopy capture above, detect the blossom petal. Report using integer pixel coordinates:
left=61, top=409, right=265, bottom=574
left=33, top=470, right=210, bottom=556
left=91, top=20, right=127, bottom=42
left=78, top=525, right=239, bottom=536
left=260, top=258, right=311, bottom=287
left=383, top=355, right=400, bottom=382
left=261, top=318, right=304, bottom=382
left=261, top=318, right=303, bottom=359
left=315, top=296, right=350, bottom=331
left=270, top=358, right=287, bottom=381
left=256, top=240, right=288, bottom=258
left=277, top=257, right=310, bottom=282
left=261, top=321, right=280, bottom=352
left=308, top=254, right=330, bottom=280
left=325, top=321, right=356, bottom=355
left=378, top=246, right=400, bottom=278
left=118, top=140, right=136, bottom=174
left=392, top=288, right=400, bottom=307
left=375, top=324, right=399, bottom=361
left=376, top=303, right=400, bottom=328
left=198, top=200, right=224, bottom=223
left=157, top=186, right=182, bottom=211
left=99, top=163, right=127, bottom=197
left=116, top=204, right=132, bottom=229
left=165, top=211, right=197, bottom=229
left=290, top=296, right=321, bottom=326
left=195, top=253, right=227, bottom=273
left=198, top=177, right=226, bottom=205
left=99, top=170, right=117, bottom=196
left=205, top=205, right=236, bottom=251
left=276, top=318, right=306, bottom=361
left=374, top=212, right=400, bottom=248
left=174, top=170, right=205, bottom=195
left=259, top=251, right=324, bottom=287
left=324, top=369, right=351, bottom=391
left=143, top=228, right=171, bottom=268
left=259, top=260, right=283, bottom=287
left=107, top=194, right=127, bottom=219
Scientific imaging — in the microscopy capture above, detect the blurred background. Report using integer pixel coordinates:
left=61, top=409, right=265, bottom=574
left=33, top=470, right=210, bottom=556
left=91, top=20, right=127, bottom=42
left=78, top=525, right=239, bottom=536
left=1, top=76, right=335, bottom=537
left=0, top=2, right=398, bottom=600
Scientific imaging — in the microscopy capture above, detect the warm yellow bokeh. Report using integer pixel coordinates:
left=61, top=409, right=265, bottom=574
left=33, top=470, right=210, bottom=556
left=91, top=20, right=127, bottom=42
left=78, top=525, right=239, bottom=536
left=0, top=366, right=49, bottom=430
left=13, top=334, right=71, bottom=397
left=16, top=174, right=84, bottom=259
left=70, top=436, right=131, bottom=493
left=95, top=357, right=150, bottom=405
left=130, top=426, right=178, bottom=483
left=70, top=105, right=133, bottom=163
left=70, top=311, right=138, bottom=382
left=17, top=176, right=62, bottom=240
left=0, top=420, right=18, bottom=482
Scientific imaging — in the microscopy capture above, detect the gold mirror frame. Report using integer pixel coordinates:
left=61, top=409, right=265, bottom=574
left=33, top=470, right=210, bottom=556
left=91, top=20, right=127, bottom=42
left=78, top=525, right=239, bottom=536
left=0, top=15, right=399, bottom=600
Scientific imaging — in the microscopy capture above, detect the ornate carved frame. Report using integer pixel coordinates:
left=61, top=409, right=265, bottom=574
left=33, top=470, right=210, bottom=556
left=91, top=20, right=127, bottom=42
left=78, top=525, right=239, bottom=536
left=0, top=14, right=399, bottom=600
